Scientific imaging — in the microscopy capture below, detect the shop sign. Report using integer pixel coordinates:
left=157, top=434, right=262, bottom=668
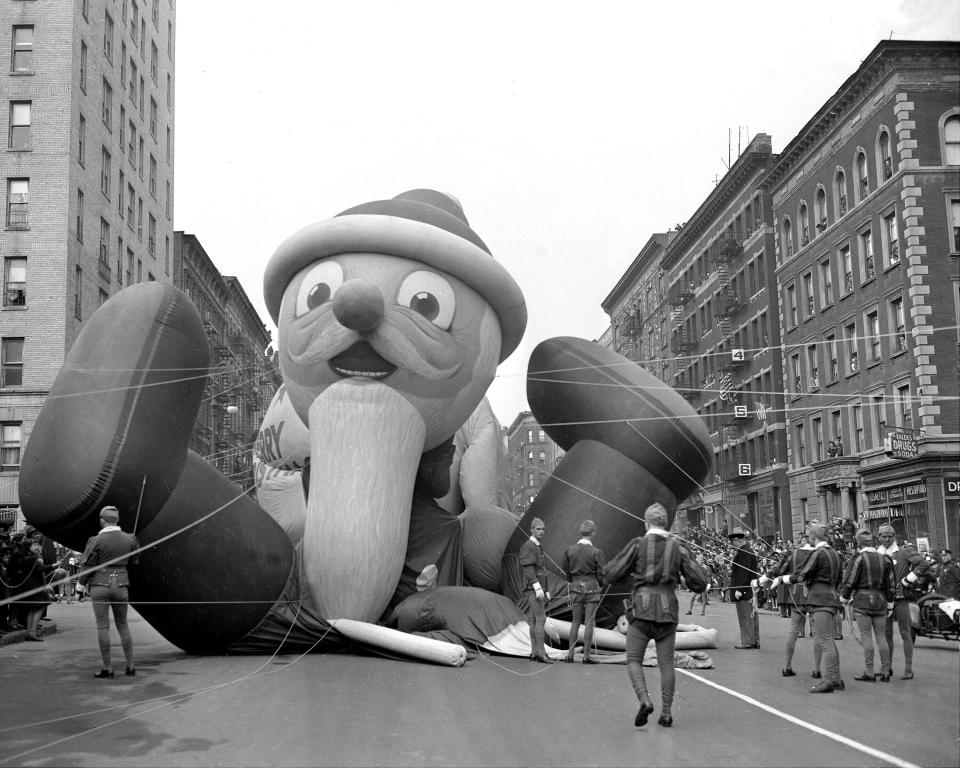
left=944, top=476, right=960, bottom=499
left=867, top=488, right=888, bottom=507
left=903, top=481, right=926, bottom=501
left=884, top=431, right=918, bottom=458
left=888, top=486, right=905, bottom=503
left=862, top=506, right=905, bottom=521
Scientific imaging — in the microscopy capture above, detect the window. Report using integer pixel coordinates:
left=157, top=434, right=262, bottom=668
left=164, top=179, right=170, bottom=218
left=101, top=78, right=113, bottom=130
left=149, top=154, right=157, bottom=197
left=782, top=218, right=793, bottom=258
left=129, top=58, right=138, bottom=104
left=856, top=151, right=869, bottom=201
left=889, top=296, right=907, bottom=354
left=864, top=309, right=881, bottom=362
left=526, top=450, right=533, bottom=464
left=131, top=0, right=140, bottom=39
left=80, top=41, right=87, bottom=92
left=119, top=105, right=126, bottom=148
left=164, top=235, right=170, bottom=273
left=137, top=197, right=143, bottom=239
left=883, top=211, right=900, bottom=266
left=127, top=119, right=136, bottom=165
left=136, top=258, right=142, bottom=282
left=815, top=188, right=827, bottom=234
left=11, top=26, right=33, bottom=73
left=76, top=188, right=84, bottom=241
left=116, top=236, right=123, bottom=283
left=870, top=392, right=886, bottom=448
left=803, top=272, right=814, bottom=317
left=794, top=423, right=806, bottom=467
left=138, top=136, right=144, bottom=178
left=1, top=423, right=21, bottom=470
left=830, top=409, right=843, bottom=451
left=165, top=125, right=171, bottom=164
left=118, top=169, right=125, bottom=215
left=812, top=416, right=824, bottom=462
left=99, top=288, right=109, bottom=307
left=895, top=383, right=913, bottom=428
left=6, top=178, right=28, bottom=228
left=786, top=284, right=798, bottom=327
left=152, top=0, right=159, bottom=26
left=538, top=450, right=546, bottom=465
left=166, top=72, right=172, bottom=109
left=99, top=216, right=110, bottom=266
left=126, top=182, right=135, bottom=229
left=139, top=75, right=145, bottom=114
left=944, top=114, right=960, bottom=165
left=3, top=258, right=25, bottom=307
left=852, top=403, right=864, bottom=453
left=81, top=0, right=89, bottom=20
left=121, top=41, right=127, bottom=85
left=798, top=203, right=810, bottom=246
left=950, top=197, right=960, bottom=253
left=819, top=257, right=833, bottom=306
left=878, top=129, right=893, bottom=182
left=74, top=265, right=82, bottom=319
left=103, top=12, right=114, bottom=62
left=835, top=169, right=848, bottom=217
left=167, top=20, right=173, bottom=58
left=78, top=114, right=89, bottom=168
left=150, top=41, right=159, bottom=82
left=840, top=245, right=853, bottom=294
left=100, top=146, right=111, bottom=198
left=859, top=228, right=875, bottom=281
left=126, top=247, right=134, bottom=285
left=1, top=338, right=23, bottom=386
left=8, top=101, right=30, bottom=150
left=826, top=333, right=839, bottom=381
left=807, top=345, right=819, bottom=389
left=140, top=19, right=146, bottom=57
left=148, top=213, right=155, bottom=254
left=844, top=321, right=858, bottom=375
left=790, top=353, right=801, bottom=394
left=149, top=96, right=157, bottom=137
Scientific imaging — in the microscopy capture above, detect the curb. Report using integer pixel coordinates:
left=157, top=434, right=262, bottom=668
left=0, top=621, right=59, bottom=646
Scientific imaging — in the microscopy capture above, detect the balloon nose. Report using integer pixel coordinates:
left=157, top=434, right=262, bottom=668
left=332, top=279, right=385, bottom=332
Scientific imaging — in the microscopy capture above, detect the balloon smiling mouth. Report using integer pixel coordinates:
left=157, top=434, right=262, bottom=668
left=329, top=341, right=397, bottom=380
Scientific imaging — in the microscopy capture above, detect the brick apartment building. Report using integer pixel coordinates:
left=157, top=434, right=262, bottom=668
left=505, top=411, right=564, bottom=517
left=0, top=0, right=177, bottom=530
left=764, top=40, right=959, bottom=551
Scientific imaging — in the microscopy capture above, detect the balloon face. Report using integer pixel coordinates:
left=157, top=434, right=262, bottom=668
left=277, top=253, right=501, bottom=450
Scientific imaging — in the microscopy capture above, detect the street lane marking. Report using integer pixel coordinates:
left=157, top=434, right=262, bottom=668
left=678, top=669, right=922, bottom=768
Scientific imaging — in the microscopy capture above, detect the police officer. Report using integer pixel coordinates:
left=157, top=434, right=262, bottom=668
left=938, top=549, right=960, bottom=600
left=561, top=519, right=604, bottom=664
left=840, top=529, right=895, bottom=682
left=77, top=506, right=140, bottom=679
left=518, top=517, right=552, bottom=663
left=602, top=503, right=707, bottom=728
left=728, top=528, right=760, bottom=649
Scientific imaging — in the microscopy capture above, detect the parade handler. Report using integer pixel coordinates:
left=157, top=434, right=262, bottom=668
left=601, top=503, right=708, bottom=728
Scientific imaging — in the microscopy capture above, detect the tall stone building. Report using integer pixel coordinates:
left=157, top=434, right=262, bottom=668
left=0, top=0, right=177, bottom=530
left=764, top=40, right=959, bottom=551
left=505, top=411, right=564, bottom=517
left=662, top=134, right=789, bottom=538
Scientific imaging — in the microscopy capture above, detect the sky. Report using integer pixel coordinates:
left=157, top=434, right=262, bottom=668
left=172, top=0, right=959, bottom=428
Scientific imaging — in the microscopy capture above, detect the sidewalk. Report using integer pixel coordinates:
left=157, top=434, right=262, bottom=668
left=0, top=598, right=70, bottom=646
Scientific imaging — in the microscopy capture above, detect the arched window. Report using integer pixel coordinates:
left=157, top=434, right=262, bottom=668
left=855, top=151, right=869, bottom=201
left=942, top=112, right=960, bottom=165
left=877, top=128, right=893, bottom=183
left=835, top=169, right=848, bottom=217
left=798, top=202, right=809, bottom=247
left=815, top=187, right=827, bottom=234
left=781, top=217, right=794, bottom=258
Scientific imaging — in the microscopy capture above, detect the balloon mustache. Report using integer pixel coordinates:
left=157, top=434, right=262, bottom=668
left=287, top=319, right=461, bottom=382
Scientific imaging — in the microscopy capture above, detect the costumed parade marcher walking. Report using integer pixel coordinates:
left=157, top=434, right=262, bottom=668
left=840, top=529, right=895, bottom=682
left=561, top=519, right=604, bottom=664
left=601, top=503, right=708, bottom=728
left=775, top=522, right=844, bottom=693
left=518, top=517, right=552, bottom=663
left=764, top=533, right=816, bottom=677
left=77, top=505, right=140, bottom=679
left=728, top=528, right=759, bottom=649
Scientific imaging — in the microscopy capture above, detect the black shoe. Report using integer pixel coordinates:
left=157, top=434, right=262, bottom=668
left=876, top=673, right=891, bottom=682
left=93, top=670, right=114, bottom=679
left=536, top=655, right=553, bottom=664
left=582, top=658, right=598, bottom=665
left=635, top=700, right=654, bottom=727
left=833, top=679, right=845, bottom=691
left=657, top=715, right=673, bottom=728
left=836, top=635, right=843, bottom=640
left=901, top=671, right=913, bottom=680
left=564, top=656, right=574, bottom=663
left=811, top=671, right=822, bottom=679
left=684, top=611, right=692, bottom=615
left=125, top=667, right=136, bottom=677
left=24, top=634, right=43, bottom=642
left=781, top=668, right=796, bottom=677
left=529, top=654, right=537, bottom=661
left=734, top=644, right=758, bottom=649
left=853, top=673, right=876, bottom=682
left=809, top=681, right=834, bottom=693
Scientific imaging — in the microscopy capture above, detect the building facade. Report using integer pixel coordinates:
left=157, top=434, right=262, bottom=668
left=173, top=233, right=281, bottom=494
left=765, top=40, right=959, bottom=552
left=505, top=411, right=564, bottom=517
left=0, top=0, right=177, bottom=531
left=661, top=134, right=789, bottom=539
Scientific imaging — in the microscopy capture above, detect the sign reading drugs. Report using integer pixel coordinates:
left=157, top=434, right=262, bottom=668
left=884, top=431, right=918, bottom=459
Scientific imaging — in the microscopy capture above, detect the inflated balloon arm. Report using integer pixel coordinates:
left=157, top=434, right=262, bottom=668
left=18, top=283, right=296, bottom=654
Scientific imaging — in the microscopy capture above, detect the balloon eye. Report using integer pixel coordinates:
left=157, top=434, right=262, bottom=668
left=396, top=271, right=455, bottom=329
left=295, top=262, right=344, bottom=318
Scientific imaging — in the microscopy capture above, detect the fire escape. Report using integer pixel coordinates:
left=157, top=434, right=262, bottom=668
left=668, top=281, right=698, bottom=403
left=616, top=308, right=641, bottom=363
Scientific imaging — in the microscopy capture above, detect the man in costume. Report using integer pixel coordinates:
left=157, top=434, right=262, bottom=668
left=519, top=517, right=551, bottom=662
left=601, top=503, right=707, bottom=728
left=840, top=529, right=895, bottom=682
left=561, top=519, right=604, bottom=664
left=877, top=525, right=930, bottom=680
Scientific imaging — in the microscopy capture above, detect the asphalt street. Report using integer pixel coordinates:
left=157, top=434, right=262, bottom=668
left=0, top=596, right=957, bottom=768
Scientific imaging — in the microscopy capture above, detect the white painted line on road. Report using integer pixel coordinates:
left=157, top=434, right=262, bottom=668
left=677, top=669, right=922, bottom=768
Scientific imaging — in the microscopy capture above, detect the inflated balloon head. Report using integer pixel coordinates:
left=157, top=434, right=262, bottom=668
left=644, top=503, right=668, bottom=528
left=263, top=189, right=527, bottom=363
left=99, top=505, right=120, bottom=524
left=579, top=519, right=595, bottom=535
